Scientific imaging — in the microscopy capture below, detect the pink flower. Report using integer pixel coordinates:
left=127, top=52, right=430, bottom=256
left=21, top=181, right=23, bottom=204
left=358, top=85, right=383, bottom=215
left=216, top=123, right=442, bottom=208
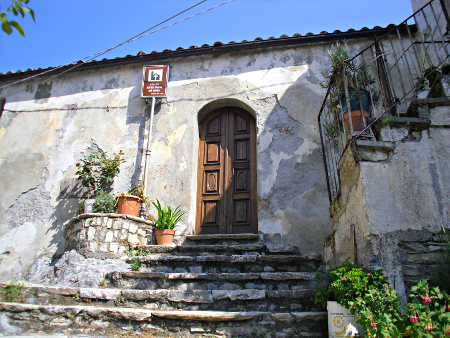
left=423, top=296, right=432, bottom=304
left=425, top=323, right=433, bottom=331
left=80, top=149, right=86, bottom=154
left=371, top=323, right=377, bottom=328
left=367, top=273, right=371, bottom=277
left=336, top=104, right=341, bottom=109
left=342, top=276, right=347, bottom=281
left=410, top=315, right=418, bottom=323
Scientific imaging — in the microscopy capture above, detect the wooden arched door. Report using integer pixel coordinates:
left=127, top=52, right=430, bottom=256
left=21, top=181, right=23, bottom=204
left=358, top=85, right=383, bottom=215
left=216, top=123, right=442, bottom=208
left=196, top=107, right=257, bottom=234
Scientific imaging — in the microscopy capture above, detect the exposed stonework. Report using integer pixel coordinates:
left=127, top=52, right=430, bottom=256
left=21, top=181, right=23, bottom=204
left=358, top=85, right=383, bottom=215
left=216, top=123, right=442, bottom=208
left=65, top=214, right=155, bottom=259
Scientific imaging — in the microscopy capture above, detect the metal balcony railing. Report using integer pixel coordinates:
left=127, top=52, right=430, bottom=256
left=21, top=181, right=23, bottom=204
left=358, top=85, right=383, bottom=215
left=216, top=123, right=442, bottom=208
left=318, top=0, right=450, bottom=204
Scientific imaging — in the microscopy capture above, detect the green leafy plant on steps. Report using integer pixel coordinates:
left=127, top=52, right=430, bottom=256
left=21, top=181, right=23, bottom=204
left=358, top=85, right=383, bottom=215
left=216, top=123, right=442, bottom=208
left=131, top=258, right=141, bottom=271
left=0, top=280, right=24, bottom=302
left=93, top=189, right=116, bottom=213
left=152, top=199, right=187, bottom=230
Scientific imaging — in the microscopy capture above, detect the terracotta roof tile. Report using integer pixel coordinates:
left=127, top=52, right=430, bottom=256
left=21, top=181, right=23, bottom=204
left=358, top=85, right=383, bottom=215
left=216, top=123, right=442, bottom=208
left=0, top=24, right=407, bottom=77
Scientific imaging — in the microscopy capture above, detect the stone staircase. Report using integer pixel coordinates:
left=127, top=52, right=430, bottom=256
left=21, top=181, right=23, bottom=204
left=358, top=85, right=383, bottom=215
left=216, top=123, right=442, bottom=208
left=0, top=234, right=327, bottom=337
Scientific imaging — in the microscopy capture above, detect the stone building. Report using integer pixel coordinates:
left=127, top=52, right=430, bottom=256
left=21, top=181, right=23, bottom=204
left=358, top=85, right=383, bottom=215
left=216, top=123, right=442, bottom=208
left=0, top=0, right=448, bottom=302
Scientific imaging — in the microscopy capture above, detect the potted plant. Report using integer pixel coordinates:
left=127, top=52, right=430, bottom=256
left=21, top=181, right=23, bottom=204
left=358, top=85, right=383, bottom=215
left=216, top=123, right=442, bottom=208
left=152, top=199, right=186, bottom=245
left=117, top=183, right=150, bottom=217
left=312, top=263, right=402, bottom=337
left=76, top=142, right=125, bottom=213
left=320, top=41, right=379, bottom=137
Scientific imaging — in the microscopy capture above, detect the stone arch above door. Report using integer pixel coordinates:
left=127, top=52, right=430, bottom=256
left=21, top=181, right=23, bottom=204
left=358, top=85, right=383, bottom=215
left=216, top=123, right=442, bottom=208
left=196, top=106, right=257, bottom=234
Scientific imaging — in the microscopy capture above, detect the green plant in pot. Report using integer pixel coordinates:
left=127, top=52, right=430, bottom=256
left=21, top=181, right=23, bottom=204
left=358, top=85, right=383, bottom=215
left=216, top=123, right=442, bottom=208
left=320, top=40, right=379, bottom=138
left=117, top=183, right=150, bottom=217
left=152, top=199, right=186, bottom=245
left=76, top=142, right=125, bottom=213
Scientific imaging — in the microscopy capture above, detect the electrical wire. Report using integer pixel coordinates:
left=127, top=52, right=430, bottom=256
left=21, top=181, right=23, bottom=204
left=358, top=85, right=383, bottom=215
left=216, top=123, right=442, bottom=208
left=0, top=0, right=209, bottom=94
left=1, top=0, right=233, bottom=97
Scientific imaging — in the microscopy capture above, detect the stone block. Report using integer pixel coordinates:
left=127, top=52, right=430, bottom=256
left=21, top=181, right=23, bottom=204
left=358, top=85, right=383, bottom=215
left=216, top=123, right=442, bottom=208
left=403, top=264, right=421, bottom=276
left=216, top=327, right=252, bottom=336
left=264, top=266, right=275, bottom=272
left=106, top=218, right=113, bottom=229
left=129, top=223, right=138, bottom=234
left=90, top=320, right=109, bottom=329
left=89, top=241, right=99, bottom=252
left=167, top=290, right=213, bottom=303
left=122, top=222, right=130, bottom=230
left=190, top=327, right=211, bottom=333
left=407, top=253, right=443, bottom=264
left=128, top=233, right=140, bottom=245
left=79, top=229, right=86, bottom=240
left=120, top=229, right=128, bottom=241
left=220, top=283, right=241, bottom=290
left=109, top=242, right=119, bottom=253
left=403, top=243, right=428, bottom=254
left=271, top=313, right=291, bottom=321
left=80, top=288, right=121, bottom=300
left=113, top=220, right=122, bottom=230
left=122, top=290, right=167, bottom=301
left=84, top=218, right=91, bottom=227
left=212, top=289, right=266, bottom=300
left=97, top=228, right=107, bottom=241
left=118, top=246, right=127, bottom=256
left=231, top=255, right=258, bottom=263
left=99, top=243, right=108, bottom=252
left=113, top=230, right=120, bottom=239
left=87, top=227, right=96, bottom=240
left=105, top=231, right=114, bottom=243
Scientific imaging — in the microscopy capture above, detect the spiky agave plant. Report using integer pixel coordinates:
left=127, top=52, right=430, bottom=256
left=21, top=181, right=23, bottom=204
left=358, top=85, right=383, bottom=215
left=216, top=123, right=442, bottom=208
left=152, top=199, right=186, bottom=230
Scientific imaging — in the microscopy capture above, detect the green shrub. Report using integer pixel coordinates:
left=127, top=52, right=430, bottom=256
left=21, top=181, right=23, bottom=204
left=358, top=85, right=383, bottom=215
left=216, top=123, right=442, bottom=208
left=0, top=280, right=24, bottom=302
left=93, top=189, right=116, bottom=213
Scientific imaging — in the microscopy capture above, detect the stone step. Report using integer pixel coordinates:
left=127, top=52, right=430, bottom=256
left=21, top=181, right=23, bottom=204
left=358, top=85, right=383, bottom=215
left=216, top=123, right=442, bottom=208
left=15, top=283, right=320, bottom=313
left=124, top=253, right=321, bottom=273
left=107, top=271, right=315, bottom=291
left=0, top=301, right=327, bottom=337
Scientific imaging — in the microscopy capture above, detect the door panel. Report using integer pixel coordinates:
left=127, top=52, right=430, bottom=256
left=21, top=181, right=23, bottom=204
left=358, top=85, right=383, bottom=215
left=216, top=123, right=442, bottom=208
left=196, top=107, right=257, bottom=234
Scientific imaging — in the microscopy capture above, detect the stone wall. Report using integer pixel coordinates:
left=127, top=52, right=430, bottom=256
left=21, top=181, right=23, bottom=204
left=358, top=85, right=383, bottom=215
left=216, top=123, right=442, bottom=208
left=324, top=95, right=450, bottom=301
left=65, top=214, right=154, bottom=259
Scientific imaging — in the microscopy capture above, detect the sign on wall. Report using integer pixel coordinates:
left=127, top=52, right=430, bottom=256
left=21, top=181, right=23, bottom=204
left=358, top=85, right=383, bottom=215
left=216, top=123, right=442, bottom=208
left=141, top=65, right=169, bottom=98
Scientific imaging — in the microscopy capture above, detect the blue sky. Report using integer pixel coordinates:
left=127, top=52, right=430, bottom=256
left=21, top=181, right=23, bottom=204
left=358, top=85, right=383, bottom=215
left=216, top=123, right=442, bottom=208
left=0, top=0, right=414, bottom=74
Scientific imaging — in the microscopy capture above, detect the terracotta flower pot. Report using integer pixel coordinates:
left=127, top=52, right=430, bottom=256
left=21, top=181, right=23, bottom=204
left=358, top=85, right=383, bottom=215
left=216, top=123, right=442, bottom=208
left=343, top=110, right=370, bottom=134
left=155, top=229, right=175, bottom=245
left=117, top=195, right=142, bottom=216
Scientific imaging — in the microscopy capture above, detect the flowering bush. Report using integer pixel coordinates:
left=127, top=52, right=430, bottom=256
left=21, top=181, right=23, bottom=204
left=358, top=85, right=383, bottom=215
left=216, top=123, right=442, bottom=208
left=403, top=279, right=450, bottom=337
left=76, top=143, right=125, bottom=197
left=313, top=263, right=402, bottom=337
left=313, top=263, right=450, bottom=337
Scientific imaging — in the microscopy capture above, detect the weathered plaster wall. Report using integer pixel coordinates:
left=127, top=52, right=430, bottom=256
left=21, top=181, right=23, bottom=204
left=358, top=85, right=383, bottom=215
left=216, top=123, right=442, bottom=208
left=325, top=101, right=450, bottom=300
left=0, top=38, right=377, bottom=279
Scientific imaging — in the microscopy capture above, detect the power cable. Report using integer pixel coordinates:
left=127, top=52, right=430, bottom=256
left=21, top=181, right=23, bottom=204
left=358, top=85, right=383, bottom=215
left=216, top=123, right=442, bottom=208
left=1, top=0, right=233, bottom=97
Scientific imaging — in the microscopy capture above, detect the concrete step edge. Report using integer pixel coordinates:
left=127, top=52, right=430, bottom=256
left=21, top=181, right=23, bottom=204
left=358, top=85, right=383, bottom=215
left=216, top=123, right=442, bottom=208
left=0, top=302, right=327, bottom=322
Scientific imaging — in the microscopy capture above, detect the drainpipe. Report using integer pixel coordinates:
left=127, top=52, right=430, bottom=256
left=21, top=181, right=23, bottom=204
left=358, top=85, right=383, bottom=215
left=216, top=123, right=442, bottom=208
left=143, top=97, right=156, bottom=192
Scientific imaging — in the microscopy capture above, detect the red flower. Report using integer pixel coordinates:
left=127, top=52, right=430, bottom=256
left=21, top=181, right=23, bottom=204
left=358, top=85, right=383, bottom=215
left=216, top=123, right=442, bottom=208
left=410, top=315, right=418, bottom=323
left=425, top=323, right=433, bottom=331
left=371, top=323, right=377, bottom=328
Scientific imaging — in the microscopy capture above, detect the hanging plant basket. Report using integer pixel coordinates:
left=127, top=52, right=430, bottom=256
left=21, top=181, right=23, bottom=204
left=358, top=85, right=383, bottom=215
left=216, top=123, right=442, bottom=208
left=117, top=195, right=142, bottom=217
